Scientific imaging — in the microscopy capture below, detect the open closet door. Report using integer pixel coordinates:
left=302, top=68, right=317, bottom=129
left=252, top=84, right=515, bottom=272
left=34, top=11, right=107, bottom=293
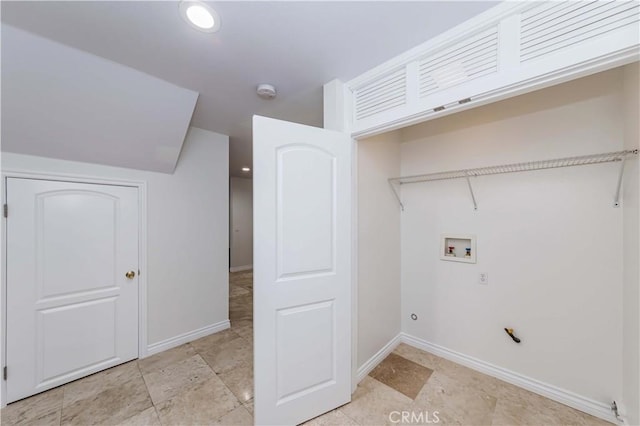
left=253, top=116, right=352, bottom=425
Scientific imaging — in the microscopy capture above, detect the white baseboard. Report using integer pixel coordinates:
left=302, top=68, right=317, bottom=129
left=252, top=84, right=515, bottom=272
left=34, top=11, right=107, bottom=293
left=230, top=264, right=253, bottom=272
left=400, top=333, right=619, bottom=424
left=145, top=320, right=230, bottom=357
left=356, top=333, right=403, bottom=383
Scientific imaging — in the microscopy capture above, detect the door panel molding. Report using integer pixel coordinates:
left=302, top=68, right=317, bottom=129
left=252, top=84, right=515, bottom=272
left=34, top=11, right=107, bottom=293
left=276, top=144, right=337, bottom=280
left=37, top=296, right=118, bottom=384
left=275, top=299, right=336, bottom=404
left=0, top=170, right=148, bottom=407
left=35, top=189, right=119, bottom=299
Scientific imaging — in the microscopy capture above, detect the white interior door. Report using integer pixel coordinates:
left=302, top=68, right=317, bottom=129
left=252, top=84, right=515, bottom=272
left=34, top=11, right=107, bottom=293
left=5, top=178, right=139, bottom=403
left=253, top=116, right=352, bottom=425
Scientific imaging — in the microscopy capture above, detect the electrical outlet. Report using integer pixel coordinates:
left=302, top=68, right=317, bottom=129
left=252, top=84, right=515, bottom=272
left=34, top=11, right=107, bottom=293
left=479, top=272, right=488, bottom=285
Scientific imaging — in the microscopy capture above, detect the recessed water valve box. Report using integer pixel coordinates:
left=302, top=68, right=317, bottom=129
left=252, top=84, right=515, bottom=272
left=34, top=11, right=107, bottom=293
left=440, top=234, right=476, bottom=264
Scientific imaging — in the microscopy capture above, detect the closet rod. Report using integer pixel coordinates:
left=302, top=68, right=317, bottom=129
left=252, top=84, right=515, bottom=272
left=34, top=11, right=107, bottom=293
left=388, top=149, right=638, bottom=211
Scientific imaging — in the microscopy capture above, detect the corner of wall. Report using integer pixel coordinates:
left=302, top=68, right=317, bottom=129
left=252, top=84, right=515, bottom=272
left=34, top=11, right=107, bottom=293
left=622, top=62, right=640, bottom=426
left=357, top=131, right=402, bottom=369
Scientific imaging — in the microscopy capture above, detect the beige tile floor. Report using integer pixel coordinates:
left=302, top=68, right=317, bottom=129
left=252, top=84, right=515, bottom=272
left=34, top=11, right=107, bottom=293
left=1, top=271, right=612, bottom=426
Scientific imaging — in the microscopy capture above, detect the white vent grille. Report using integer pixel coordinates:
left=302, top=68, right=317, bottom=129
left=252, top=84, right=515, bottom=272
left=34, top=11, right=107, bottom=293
left=418, top=27, right=499, bottom=98
left=521, top=1, right=640, bottom=62
left=354, top=68, right=406, bottom=121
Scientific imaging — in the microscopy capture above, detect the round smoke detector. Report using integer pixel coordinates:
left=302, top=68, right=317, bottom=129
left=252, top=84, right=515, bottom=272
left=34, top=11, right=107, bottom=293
left=257, top=84, right=277, bottom=100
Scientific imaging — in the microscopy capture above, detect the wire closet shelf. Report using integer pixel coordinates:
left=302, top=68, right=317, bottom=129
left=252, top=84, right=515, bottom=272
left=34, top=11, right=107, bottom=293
left=388, top=149, right=639, bottom=210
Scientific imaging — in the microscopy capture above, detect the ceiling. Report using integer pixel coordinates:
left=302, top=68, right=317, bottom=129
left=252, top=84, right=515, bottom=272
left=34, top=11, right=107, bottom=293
left=1, top=1, right=497, bottom=177
left=2, top=25, right=198, bottom=173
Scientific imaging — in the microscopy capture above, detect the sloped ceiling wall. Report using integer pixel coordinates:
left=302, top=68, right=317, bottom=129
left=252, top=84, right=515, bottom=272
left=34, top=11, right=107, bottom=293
left=1, top=25, right=199, bottom=173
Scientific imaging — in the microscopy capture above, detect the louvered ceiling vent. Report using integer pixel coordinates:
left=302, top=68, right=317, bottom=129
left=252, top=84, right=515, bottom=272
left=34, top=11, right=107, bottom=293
left=418, top=26, right=499, bottom=98
left=354, top=68, right=406, bottom=121
left=521, top=1, right=640, bottom=62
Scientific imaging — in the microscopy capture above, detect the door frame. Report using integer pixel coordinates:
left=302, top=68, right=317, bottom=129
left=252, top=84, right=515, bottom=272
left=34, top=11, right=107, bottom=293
left=324, top=79, right=360, bottom=393
left=0, top=169, right=148, bottom=408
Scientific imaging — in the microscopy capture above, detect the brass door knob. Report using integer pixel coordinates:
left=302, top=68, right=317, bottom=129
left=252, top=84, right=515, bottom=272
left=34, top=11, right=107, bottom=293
left=125, top=270, right=136, bottom=279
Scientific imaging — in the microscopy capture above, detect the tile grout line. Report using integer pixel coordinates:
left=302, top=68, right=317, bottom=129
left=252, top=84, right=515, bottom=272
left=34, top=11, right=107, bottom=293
left=180, top=343, right=247, bottom=424
left=336, top=406, right=363, bottom=426
left=202, top=354, right=244, bottom=424
left=137, top=359, right=162, bottom=425
left=152, top=401, right=164, bottom=426
left=58, top=383, right=65, bottom=426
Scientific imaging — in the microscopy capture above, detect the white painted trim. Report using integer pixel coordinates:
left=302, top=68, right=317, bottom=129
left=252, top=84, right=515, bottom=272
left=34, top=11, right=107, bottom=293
left=351, top=137, right=359, bottom=393
left=0, top=169, right=147, bottom=188
left=615, top=401, right=629, bottom=426
left=0, top=169, right=149, bottom=407
left=344, top=0, right=639, bottom=141
left=350, top=48, right=638, bottom=141
left=356, top=333, right=403, bottom=383
left=229, top=264, right=253, bottom=273
left=324, top=79, right=359, bottom=394
left=400, top=333, right=619, bottom=424
left=137, top=183, right=149, bottom=359
left=146, top=320, right=230, bottom=357
left=353, top=332, right=619, bottom=424
left=1, top=176, right=7, bottom=408
left=323, top=80, right=348, bottom=133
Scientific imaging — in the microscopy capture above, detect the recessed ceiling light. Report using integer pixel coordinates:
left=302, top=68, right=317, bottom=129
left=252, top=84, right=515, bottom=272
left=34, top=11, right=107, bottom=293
left=179, top=1, right=220, bottom=33
left=242, top=167, right=251, bottom=172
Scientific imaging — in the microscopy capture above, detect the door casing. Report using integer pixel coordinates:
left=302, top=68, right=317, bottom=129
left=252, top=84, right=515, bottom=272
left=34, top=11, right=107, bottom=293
left=0, top=170, right=148, bottom=408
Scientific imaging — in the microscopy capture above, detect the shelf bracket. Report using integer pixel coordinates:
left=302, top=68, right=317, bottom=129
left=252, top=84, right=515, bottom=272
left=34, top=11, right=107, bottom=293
left=389, top=180, right=404, bottom=211
left=465, top=173, right=478, bottom=211
left=613, top=159, right=626, bottom=208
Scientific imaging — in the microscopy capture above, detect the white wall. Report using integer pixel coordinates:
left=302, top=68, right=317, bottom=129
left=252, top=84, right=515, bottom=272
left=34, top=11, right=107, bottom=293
left=357, top=132, right=402, bottom=368
left=1, top=127, right=229, bottom=347
left=230, top=177, right=253, bottom=270
left=622, top=63, right=640, bottom=425
left=399, top=69, right=626, bottom=405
